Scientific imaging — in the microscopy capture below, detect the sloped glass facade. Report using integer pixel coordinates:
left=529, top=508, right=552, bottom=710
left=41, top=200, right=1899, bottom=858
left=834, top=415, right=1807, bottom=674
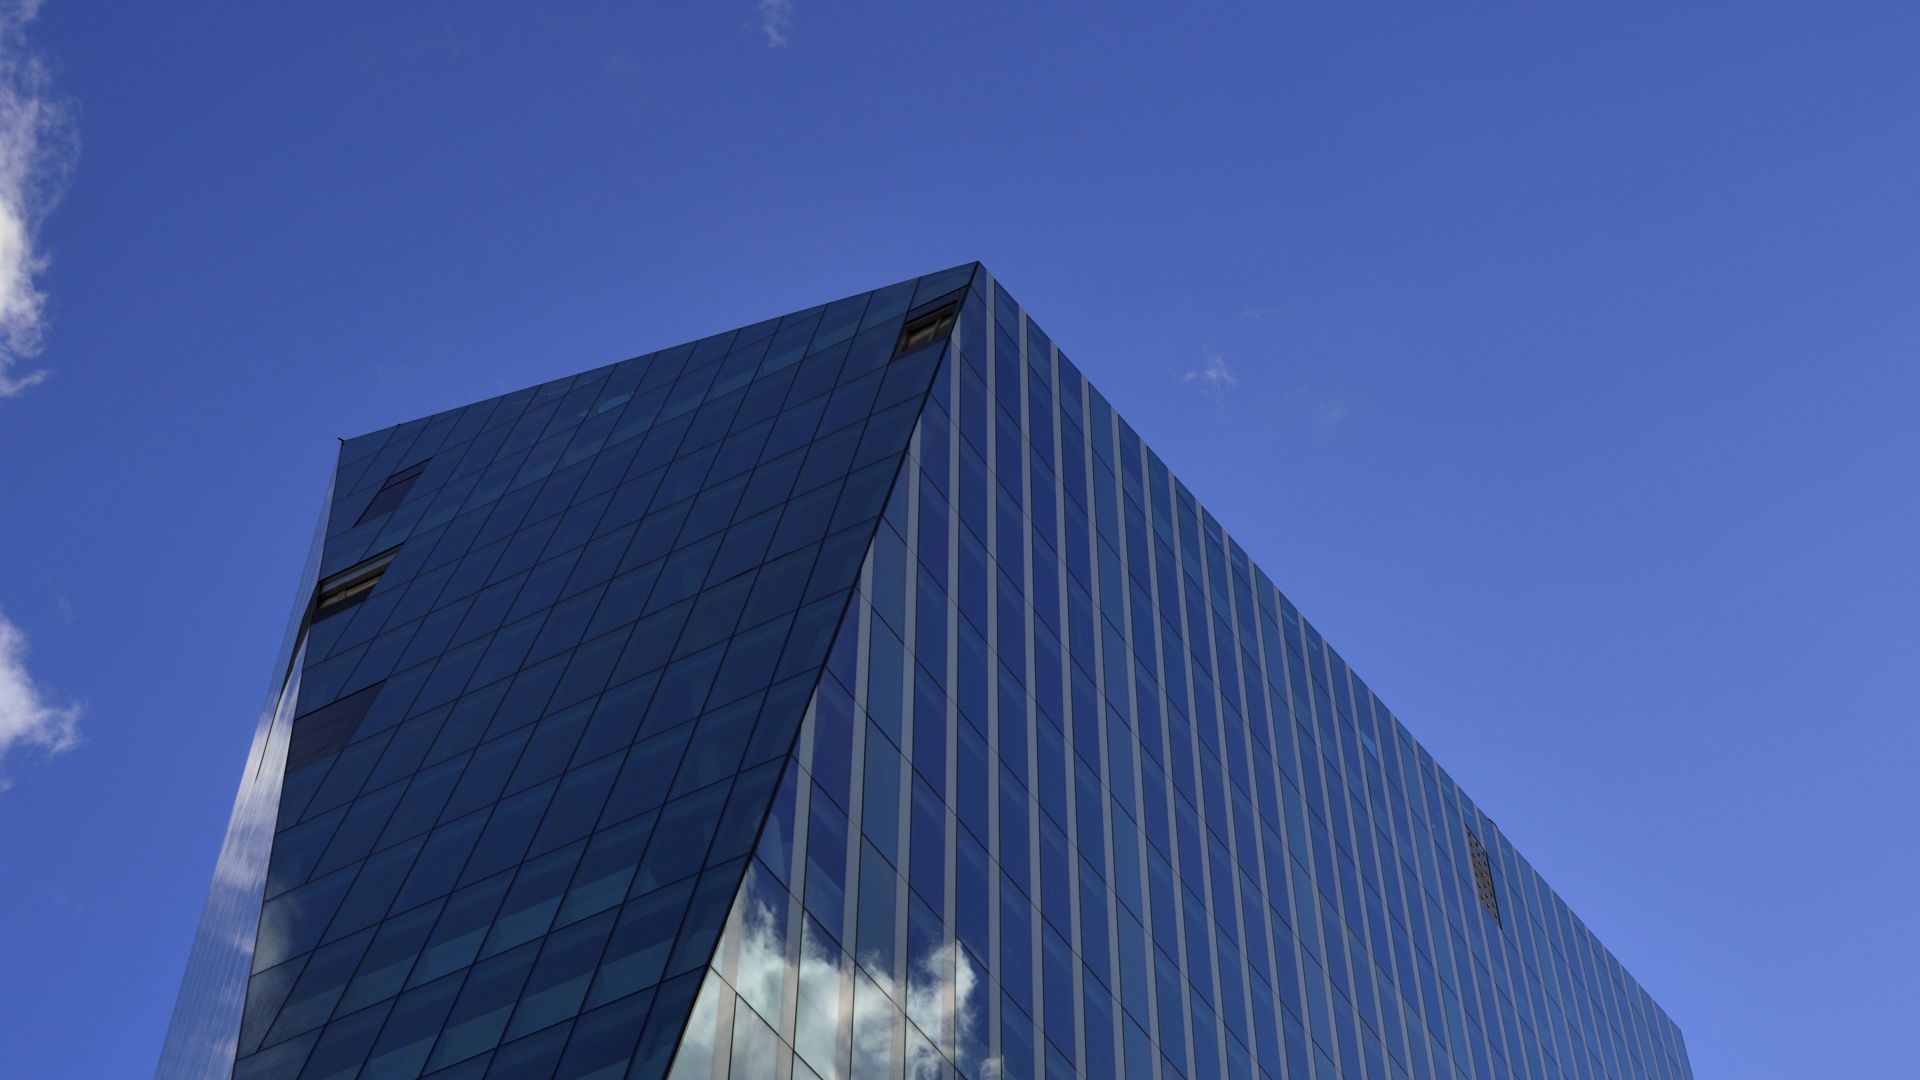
left=163, top=264, right=1691, bottom=1080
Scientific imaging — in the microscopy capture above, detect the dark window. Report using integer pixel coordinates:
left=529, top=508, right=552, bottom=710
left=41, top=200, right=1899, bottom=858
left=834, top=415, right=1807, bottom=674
left=1466, top=827, right=1502, bottom=926
left=286, top=682, right=385, bottom=772
left=314, top=548, right=399, bottom=622
left=356, top=459, right=431, bottom=524
left=895, top=299, right=959, bottom=359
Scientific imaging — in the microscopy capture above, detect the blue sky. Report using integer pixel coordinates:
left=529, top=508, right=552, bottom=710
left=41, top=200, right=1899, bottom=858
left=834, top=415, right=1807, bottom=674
left=0, top=2, right=1914, bottom=1076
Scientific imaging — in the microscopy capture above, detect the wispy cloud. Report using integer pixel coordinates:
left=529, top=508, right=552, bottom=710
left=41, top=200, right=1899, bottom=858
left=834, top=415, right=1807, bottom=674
left=41, top=880, right=79, bottom=914
left=1182, top=349, right=1238, bottom=404
left=0, top=606, right=80, bottom=789
left=47, top=581, right=72, bottom=624
left=757, top=0, right=792, bottom=47
left=1239, top=304, right=1279, bottom=320
left=0, top=0, right=73, bottom=399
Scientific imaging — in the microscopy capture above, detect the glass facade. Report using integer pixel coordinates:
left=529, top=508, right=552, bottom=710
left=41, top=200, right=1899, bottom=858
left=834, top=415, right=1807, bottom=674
left=163, top=264, right=1692, bottom=1080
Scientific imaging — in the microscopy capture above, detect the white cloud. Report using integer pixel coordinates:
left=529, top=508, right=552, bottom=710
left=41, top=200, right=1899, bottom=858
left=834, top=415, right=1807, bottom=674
left=1182, top=349, right=1238, bottom=404
left=1239, top=304, right=1279, bottom=320
left=685, top=876, right=1000, bottom=1080
left=0, top=606, right=80, bottom=788
left=757, top=0, right=792, bottom=48
left=0, top=0, right=74, bottom=399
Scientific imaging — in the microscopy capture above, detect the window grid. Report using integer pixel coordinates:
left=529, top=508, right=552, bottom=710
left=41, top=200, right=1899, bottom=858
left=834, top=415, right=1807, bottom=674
left=171, top=263, right=1690, bottom=1080
left=668, top=270, right=1689, bottom=1080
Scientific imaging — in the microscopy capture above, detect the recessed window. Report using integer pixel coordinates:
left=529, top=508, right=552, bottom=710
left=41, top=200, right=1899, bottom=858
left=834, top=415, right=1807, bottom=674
left=1466, top=827, right=1502, bottom=926
left=313, top=548, right=398, bottom=622
left=286, top=681, right=384, bottom=772
left=894, top=300, right=958, bottom=358
left=355, top=459, right=431, bottom=525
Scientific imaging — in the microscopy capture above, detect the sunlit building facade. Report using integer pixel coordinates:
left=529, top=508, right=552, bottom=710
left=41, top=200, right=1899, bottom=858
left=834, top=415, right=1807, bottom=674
left=160, top=264, right=1692, bottom=1080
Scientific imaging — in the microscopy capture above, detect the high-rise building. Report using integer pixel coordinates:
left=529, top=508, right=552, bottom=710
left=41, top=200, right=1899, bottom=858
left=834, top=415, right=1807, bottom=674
left=159, top=264, right=1692, bottom=1080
